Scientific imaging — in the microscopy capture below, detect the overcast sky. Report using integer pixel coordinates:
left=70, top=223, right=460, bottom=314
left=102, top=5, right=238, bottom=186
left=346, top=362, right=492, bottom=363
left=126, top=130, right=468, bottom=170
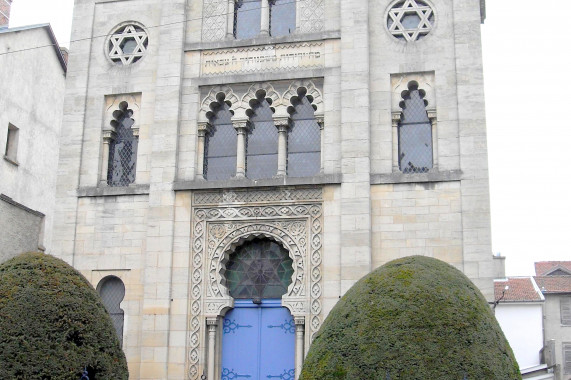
left=9, top=0, right=570, bottom=276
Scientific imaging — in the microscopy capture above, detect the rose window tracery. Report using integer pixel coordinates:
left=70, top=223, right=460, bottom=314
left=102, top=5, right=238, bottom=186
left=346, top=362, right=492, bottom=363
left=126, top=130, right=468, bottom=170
left=387, top=0, right=435, bottom=42
left=107, top=23, right=149, bottom=65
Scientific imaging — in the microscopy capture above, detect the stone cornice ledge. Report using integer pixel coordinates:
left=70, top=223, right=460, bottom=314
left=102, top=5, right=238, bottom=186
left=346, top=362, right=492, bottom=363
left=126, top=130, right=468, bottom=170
left=186, top=31, right=341, bottom=52
left=77, top=184, right=150, bottom=197
left=370, top=170, right=463, bottom=185
left=173, top=173, right=342, bottom=191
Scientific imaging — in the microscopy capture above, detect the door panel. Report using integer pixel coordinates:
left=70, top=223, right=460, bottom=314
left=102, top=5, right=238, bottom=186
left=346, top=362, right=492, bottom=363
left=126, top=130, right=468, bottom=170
left=221, top=300, right=295, bottom=380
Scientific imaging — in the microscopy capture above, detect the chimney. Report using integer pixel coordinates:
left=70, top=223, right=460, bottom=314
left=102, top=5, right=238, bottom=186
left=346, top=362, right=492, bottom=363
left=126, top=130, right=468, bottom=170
left=0, top=0, right=13, bottom=29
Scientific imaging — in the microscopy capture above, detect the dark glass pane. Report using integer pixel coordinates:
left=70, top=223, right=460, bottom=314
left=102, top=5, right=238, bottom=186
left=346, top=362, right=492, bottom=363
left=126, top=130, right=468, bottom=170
left=205, top=103, right=237, bottom=180
left=288, top=97, right=320, bottom=177
left=234, top=0, right=261, bottom=39
left=398, top=89, right=433, bottom=173
left=99, top=277, right=125, bottom=346
left=270, top=0, right=296, bottom=37
left=226, top=239, right=294, bottom=299
left=246, top=100, right=278, bottom=179
left=108, top=109, right=137, bottom=186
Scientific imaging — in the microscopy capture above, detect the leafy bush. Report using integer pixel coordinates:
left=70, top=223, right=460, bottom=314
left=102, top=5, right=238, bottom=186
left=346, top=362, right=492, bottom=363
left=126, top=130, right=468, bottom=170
left=300, top=255, right=520, bottom=380
left=0, top=252, right=128, bottom=379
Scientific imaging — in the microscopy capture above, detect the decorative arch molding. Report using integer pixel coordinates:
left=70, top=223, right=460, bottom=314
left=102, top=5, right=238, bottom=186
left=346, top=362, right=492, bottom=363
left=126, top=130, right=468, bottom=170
left=187, top=190, right=323, bottom=380
left=283, top=80, right=324, bottom=115
left=198, top=86, right=240, bottom=123
left=241, top=83, right=282, bottom=117
left=391, top=71, right=435, bottom=113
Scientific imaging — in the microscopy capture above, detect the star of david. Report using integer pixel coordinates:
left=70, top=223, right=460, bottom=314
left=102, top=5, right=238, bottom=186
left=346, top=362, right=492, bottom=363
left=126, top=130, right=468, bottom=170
left=387, top=0, right=434, bottom=42
left=108, top=25, right=148, bottom=65
left=241, top=256, right=285, bottom=297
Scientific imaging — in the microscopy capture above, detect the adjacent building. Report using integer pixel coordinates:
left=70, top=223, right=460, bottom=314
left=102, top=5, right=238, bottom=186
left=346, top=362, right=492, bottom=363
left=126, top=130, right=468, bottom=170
left=52, top=0, right=498, bottom=378
left=535, top=262, right=571, bottom=380
left=0, top=21, right=67, bottom=263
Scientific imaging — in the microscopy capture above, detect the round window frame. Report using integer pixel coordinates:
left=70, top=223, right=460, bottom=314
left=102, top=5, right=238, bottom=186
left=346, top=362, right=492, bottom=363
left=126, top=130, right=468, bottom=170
left=104, top=21, right=150, bottom=67
left=384, top=0, right=437, bottom=44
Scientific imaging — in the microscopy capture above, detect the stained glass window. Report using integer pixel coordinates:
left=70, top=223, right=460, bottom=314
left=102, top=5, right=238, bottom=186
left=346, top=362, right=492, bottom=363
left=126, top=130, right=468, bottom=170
left=398, top=87, right=433, bottom=173
left=205, top=102, right=237, bottom=180
left=234, top=0, right=262, bottom=39
left=108, top=105, right=137, bottom=186
left=246, top=99, right=278, bottom=179
left=270, top=0, right=296, bottom=37
left=98, top=276, right=125, bottom=346
left=288, top=96, right=320, bottom=177
left=225, top=239, right=294, bottom=299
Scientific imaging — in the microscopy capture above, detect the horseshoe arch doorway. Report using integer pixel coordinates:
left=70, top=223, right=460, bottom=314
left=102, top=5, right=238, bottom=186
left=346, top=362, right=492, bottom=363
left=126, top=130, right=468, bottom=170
left=221, top=238, right=296, bottom=380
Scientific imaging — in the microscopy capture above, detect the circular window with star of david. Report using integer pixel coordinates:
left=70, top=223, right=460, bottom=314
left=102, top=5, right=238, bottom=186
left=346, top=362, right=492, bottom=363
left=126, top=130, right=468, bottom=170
left=106, top=22, right=149, bottom=65
left=386, top=0, right=435, bottom=42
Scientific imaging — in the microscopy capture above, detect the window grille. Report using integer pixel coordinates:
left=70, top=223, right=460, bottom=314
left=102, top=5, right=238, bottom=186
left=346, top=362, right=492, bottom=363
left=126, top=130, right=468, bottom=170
left=562, top=297, right=571, bottom=325
left=398, top=86, right=433, bottom=173
left=225, top=239, right=294, bottom=299
left=288, top=96, right=320, bottom=177
left=246, top=99, right=278, bottom=179
left=205, top=102, right=237, bottom=180
left=108, top=104, right=137, bottom=186
left=270, top=0, right=296, bottom=37
left=234, top=0, right=262, bottom=39
left=98, top=276, right=126, bottom=346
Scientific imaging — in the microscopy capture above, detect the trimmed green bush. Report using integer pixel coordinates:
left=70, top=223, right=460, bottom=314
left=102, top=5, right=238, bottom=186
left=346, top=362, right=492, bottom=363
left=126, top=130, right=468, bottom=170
left=0, top=252, right=128, bottom=380
left=300, top=256, right=520, bottom=380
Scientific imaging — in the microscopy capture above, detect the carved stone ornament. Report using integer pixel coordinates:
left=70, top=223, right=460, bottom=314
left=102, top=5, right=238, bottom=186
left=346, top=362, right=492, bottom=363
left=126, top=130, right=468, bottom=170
left=187, top=188, right=323, bottom=380
left=106, top=22, right=149, bottom=65
left=386, top=0, right=435, bottom=42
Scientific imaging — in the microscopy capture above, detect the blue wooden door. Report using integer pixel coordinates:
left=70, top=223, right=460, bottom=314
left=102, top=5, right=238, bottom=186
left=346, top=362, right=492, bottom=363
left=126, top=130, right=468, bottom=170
left=222, top=299, right=295, bottom=380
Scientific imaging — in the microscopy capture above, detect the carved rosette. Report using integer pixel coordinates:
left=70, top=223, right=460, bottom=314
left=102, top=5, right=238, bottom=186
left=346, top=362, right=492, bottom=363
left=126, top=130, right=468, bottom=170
left=188, top=193, right=323, bottom=380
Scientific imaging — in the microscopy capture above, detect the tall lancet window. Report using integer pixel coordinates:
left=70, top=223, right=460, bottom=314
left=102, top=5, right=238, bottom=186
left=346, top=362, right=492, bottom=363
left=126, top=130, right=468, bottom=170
left=205, top=102, right=237, bottom=180
left=246, top=99, right=278, bottom=179
left=288, top=94, right=321, bottom=177
left=108, top=102, right=138, bottom=186
left=398, top=83, right=433, bottom=173
left=234, top=0, right=262, bottom=39
left=270, top=0, right=296, bottom=37
left=98, top=276, right=126, bottom=347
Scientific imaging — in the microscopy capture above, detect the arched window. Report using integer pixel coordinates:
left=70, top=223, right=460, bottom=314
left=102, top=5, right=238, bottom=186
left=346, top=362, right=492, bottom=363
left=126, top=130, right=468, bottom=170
left=98, top=276, right=126, bottom=346
left=234, top=0, right=262, bottom=39
left=108, top=102, right=138, bottom=186
left=246, top=99, right=278, bottom=179
left=205, top=102, right=237, bottom=180
left=398, top=82, right=433, bottom=173
left=288, top=94, right=320, bottom=177
left=225, top=239, right=293, bottom=300
left=270, top=0, right=296, bottom=37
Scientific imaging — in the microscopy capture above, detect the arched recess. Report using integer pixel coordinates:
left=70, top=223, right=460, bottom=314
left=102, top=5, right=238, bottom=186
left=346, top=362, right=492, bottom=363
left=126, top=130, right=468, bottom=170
left=241, top=83, right=282, bottom=117
left=283, top=80, right=324, bottom=116
left=97, top=275, right=126, bottom=346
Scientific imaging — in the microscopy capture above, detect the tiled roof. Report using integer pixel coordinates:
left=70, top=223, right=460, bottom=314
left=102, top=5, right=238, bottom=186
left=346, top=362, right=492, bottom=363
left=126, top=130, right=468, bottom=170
left=534, top=276, right=571, bottom=294
left=494, top=277, right=543, bottom=302
left=534, top=261, right=571, bottom=276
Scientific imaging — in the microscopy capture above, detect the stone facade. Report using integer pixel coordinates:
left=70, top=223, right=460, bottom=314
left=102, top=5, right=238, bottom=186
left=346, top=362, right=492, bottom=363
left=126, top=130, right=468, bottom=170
left=53, top=0, right=494, bottom=378
left=0, top=24, right=66, bottom=262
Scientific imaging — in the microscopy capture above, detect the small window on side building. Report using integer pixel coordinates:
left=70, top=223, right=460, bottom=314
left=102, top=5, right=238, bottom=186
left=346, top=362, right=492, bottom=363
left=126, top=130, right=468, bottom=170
left=4, top=123, right=19, bottom=164
left=562, top=297, right=571, bottom=325
left=564, top=343, right=571, bottom=374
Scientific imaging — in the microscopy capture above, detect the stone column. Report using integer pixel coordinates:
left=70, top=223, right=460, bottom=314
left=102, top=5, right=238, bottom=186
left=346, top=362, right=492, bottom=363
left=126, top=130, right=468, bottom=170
left=294, top=317, right=305, bottom=380
left=234, top=121, right=249, bottom=178
left=428, top=110, right=438, bottom=170
left=260, top=0, right=270, bottom=36
left=206, top=318, right=218, bottom=380
left=275, top=117, right=290, bottom=177
left=100, top=130, right=116, bottom=185
left=316, top=116, right=324, bottom=174
left=196, top=122, right=211, bottom=180
left=391, top=111, right=401, bottom=172
left=226, top=0, right=235, bottom=38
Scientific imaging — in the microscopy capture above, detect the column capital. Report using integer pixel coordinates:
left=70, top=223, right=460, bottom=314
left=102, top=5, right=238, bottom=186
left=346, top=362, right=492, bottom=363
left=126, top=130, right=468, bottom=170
left=198, top=122, right=212, bottom=137
left=131, top=126, right=140, bottom=138
left=274, top=117, right=291, bottom=132
left=233, top=120, right=250, bottom=133
left=427, top=109, right=437, bottom=122
left=316, top=115, right=325, bottom=130
left=206, top=317, right=218, bottom=326
left=102, top=129, right=116, bottom=143
left=391, top=111, right=402, bottom=128
left=294, top=316, right=305, bottom=326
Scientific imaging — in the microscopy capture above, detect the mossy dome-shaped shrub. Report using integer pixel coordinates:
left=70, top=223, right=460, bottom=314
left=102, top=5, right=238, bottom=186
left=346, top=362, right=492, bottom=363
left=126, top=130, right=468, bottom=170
left=0, top=252, right=128, bottom=380
left=300, top=256, right=520, bottom=380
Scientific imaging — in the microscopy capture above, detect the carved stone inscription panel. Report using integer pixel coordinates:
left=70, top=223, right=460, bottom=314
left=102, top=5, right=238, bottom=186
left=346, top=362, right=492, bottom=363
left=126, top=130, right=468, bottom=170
left=188, top=188, right=323, bottom=380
